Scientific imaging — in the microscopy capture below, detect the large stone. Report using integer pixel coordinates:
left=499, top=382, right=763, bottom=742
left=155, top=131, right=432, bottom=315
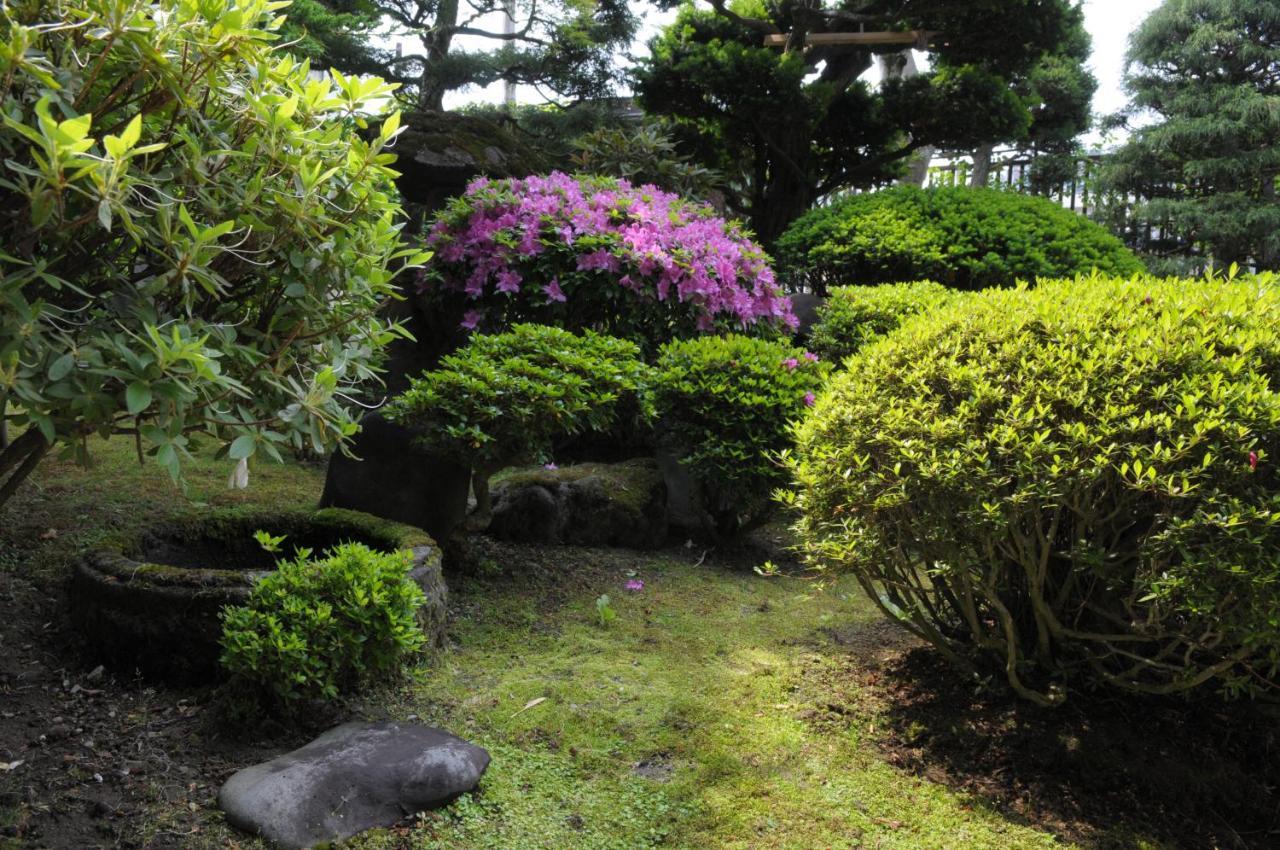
left=218, top=721, right=490, bottom=849
left=487, top=458, right=668, bottom=549
left=319, top=413, right=472, bottom=545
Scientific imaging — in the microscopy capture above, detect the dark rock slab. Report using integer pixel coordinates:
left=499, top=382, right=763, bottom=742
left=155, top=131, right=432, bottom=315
left=218, top=721, right=489, bottom=849
left=487, top=458, right=668, bottom=549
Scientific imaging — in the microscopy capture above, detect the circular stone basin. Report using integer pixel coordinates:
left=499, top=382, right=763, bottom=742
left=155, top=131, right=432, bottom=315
left=68, top=508, right=446, bottom=682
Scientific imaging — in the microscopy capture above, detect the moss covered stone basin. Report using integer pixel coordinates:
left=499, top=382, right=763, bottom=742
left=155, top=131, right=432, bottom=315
left=68, top=508, right=446, bottom=682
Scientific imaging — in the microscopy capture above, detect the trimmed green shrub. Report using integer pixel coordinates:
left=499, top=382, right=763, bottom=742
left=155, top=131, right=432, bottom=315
left=775, top=186, right=1143, bottom=292
left=788, top=273, right=1280, bottom=705
left=808, top=281, right=954, bottom=365
left=654, top=335, right=827, bottom=540
left=220, top=543, right=426, bottom=714
left=385, top=324, right=653, bottom=529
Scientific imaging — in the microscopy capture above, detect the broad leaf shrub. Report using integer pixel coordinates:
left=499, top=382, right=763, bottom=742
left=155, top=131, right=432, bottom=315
left=654, top=335, right=827, bottom=540
left=418, top=172, right=796, bottom=349
left=787, top=273, right=1280, bottom=705
left=0, top=0, right=424, bottom=508
left=775, top=186, right=1143, bottom=293
left=808, top=281, right=954, bottom=365
left=384, top=324, right=653, bottom=530
left=220, top=543, right=426, bottom=716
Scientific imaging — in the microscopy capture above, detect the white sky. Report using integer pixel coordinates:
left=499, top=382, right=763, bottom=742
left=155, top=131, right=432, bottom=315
left=437, top=0, right=1167, bottom=146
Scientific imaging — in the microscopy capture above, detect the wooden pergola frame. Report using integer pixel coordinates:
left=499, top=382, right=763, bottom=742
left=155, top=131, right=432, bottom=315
left=763, top=30, right=941, bottom=49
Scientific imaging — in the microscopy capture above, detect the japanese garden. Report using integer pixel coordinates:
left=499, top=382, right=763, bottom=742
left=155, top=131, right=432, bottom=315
left=1, top=0, right=1279, bottom=848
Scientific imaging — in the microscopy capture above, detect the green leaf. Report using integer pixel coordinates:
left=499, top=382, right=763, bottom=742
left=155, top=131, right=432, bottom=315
left=229, top=434, right=257, bottom=460
left=48, top=353, right=75, bottom=381
left=126, top=382, right=152, bottom=415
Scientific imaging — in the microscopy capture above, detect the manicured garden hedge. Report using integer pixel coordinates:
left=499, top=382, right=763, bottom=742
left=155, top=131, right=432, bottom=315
left=807, top=281, right=954, bottom=365
left=654, top=335, right=826, bottom=540
left=788, top=272, right=1280, bottom=704
left=775, top=186, right=1144, bottom=292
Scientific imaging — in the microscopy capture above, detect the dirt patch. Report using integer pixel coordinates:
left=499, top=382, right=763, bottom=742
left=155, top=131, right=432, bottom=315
left=0, top=570, right=307, bottom=849
left=860, top=647, right=1280, bottom=850
left=631, top=753, right=675, bottom=782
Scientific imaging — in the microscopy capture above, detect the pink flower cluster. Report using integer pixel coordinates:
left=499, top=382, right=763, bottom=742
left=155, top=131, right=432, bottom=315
left=423, top=172, right=797, bottom=332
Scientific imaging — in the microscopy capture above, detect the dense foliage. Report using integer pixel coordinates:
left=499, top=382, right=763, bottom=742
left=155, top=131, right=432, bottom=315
left=278, top=0, right=385, bottom=76
left=775, top=186, right=1143, bottom=292
left=639, top=0, right=1082, bottom=247
left=788, top=273, right=1280, bottom=704
left=0, top=0, right=423, bottom=508
left=1102, top=0, right=1280, bottom=270
left=570, top=122, right=724, bottom=203
left=385, top=324, right=653, bottom=529
left=654, top=335, right=826, bottom=540
left=420, top=172, right=796, bottom=348
left=220, top=542, right=426, bottom=714
left=807, top=282, right=954, bottom=365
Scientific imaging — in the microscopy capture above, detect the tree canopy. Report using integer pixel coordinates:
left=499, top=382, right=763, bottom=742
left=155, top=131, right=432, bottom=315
left=1103, top=0, right=1280, bottom=270
left=373, top=0, right=642, bottom=110
left=277, top=0, right=387, bottom=77
left=636, top=0, right=1086, bottom=247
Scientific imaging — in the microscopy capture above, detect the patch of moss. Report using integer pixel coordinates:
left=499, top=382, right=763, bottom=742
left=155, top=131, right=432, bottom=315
left=82, top=507, right=437, bottom=589
left=496, top=458, right=664, bottom=516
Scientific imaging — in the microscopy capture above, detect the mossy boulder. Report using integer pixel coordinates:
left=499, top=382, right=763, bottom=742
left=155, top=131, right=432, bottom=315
left=67, top=508, right=446, bottom=682
left=487, top=459, right=668, bottom=549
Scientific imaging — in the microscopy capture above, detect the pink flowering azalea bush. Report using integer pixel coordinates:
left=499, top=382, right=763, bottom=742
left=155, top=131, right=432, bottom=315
left=420, top=172, right=796, bottom=348
left=652, top=335, right=828, bottom=541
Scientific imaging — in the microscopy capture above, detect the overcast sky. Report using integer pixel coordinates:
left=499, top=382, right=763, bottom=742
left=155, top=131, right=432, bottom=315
left=442, top=0, right=1168, bottom=144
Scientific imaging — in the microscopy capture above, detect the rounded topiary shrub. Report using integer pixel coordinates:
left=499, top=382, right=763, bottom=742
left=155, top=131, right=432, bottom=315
left=775, top=186, right=1143, bottom=293
left=418, top=172, right=796, bottom=349
left=654, top=335, right=827, bottom=540
left=807, top=281, right=954, bottom=365
left=385, top=324, right=654, bottom=533
left=220, top=542, right=428, bottom=716
left=788, top=273, right=1280, bottom=704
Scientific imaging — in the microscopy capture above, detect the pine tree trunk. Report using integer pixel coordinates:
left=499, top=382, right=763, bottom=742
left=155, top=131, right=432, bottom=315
left=970, top=143, right=995, bottom=188
left=418, top=0, right=460, bottom=111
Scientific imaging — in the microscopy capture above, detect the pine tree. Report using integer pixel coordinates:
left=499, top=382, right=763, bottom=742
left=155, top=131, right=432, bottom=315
left=1104, top=0, right=1280, bottom=270
left=636, top=0, right=1084, bottom=249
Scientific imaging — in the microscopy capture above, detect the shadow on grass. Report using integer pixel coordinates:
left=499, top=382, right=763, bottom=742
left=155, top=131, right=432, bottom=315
left=868, top=647, right=1280, bottom=850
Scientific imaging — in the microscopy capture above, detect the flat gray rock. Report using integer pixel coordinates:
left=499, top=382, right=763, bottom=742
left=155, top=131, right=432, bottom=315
left=218, top=721, right=490, bottom=849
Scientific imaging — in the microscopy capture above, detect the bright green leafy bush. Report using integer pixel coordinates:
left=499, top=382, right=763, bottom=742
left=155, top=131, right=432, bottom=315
left=808, top=281, right=954, bottom=365
left=385, top=324, right=653, bottom=528
left=220, top=542, right=426, bottom=714
left=654, top=335, right=827, bottom=540
left=788, top=273, right=1280, bottom=704
left=775, top=186, right=1143, bottom=292
left=0, top=0, right=424, bottom=508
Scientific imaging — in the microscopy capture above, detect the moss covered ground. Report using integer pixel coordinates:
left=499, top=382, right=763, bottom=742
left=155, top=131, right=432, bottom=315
left=1, top=437, right=1253, bottom=848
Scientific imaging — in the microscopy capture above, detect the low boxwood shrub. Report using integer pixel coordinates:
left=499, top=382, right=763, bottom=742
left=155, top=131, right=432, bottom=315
left=418, top=171, right=796, bottom=350
left=384, top=324, right=653, bottom=531
left=219, top=542, right=426, bottom=715
left=788, top=273, right=1280, bottom=705
left=654, top=335, right=827, bottom=540
left=775, top=186, right=1143, bottom=293
left=808, top=281, right=954, bottom=365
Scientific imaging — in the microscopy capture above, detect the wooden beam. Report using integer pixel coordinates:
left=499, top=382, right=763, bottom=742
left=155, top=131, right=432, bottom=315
left=763, top=30, right=940, bottom=49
